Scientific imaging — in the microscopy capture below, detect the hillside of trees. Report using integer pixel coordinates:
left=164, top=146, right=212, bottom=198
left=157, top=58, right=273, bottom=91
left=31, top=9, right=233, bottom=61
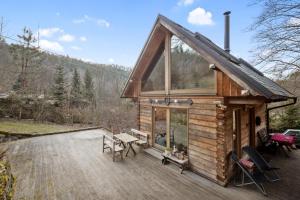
left=0, top=28, right=136, bottom=131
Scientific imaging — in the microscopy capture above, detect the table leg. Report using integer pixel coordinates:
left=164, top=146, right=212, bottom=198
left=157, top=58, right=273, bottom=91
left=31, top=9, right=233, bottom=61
left=125, top=142, right=136, bottom=157
left=279, top=145, right=289, bottom=157
left=121, top=141, right=126, bottom=148
left=286, top=145, right=292, bottom=152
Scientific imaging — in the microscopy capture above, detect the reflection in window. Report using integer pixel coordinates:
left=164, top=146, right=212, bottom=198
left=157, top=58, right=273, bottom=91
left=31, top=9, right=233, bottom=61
left=171, top=36, right=215, bottom=91
left=141, top=47, right=165, bottom=92
left=154, top=108, right=167, bottom=149
left=170, top=109, right=187, bottom=154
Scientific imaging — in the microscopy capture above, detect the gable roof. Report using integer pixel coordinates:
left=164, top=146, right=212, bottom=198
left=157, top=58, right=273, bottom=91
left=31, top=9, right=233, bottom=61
left=121, top=14, right=295, bottom=100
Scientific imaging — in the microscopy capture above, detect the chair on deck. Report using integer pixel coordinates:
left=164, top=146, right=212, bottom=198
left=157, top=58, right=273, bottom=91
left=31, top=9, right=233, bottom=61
left=231, top=151, right=268, bottom=196
left=102, top=134, right=124, bottom=162
left=257, top=128, right=278, bottom=153
left=130, top=129, right=149, bottom=147
left=242, top=146, right=280, bottom=182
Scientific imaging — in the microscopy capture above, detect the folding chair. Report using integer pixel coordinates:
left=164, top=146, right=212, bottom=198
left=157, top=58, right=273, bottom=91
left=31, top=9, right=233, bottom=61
left=231, top=151, right=268, bottom=196
left=242, top=146, right=280, bottom=182
left=257, top=128, right=278, bottom=153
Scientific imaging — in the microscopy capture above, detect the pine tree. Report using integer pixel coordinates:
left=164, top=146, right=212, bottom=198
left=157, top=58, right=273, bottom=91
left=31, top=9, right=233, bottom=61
left=10, top=27, right=42, bottom=94
left=70, top=68, right=81, bottom=106
left=52, top=65, right=66, bottom=107
left=83, top=69, right=94, bottom=102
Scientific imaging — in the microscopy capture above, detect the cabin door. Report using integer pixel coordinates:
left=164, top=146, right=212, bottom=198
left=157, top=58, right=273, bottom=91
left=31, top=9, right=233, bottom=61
left=233, top=109, right=242, bottom=158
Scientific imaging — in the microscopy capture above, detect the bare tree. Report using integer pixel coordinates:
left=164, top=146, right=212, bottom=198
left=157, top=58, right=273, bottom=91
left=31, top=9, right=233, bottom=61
left=250, top=0, right=300, bottom=77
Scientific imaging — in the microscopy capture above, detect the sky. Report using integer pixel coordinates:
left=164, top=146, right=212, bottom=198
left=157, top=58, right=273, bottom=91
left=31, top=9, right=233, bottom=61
left=0, top=0, right=262, bottom=68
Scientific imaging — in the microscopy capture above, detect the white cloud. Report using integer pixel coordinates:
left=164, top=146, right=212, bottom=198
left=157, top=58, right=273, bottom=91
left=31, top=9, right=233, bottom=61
left=188, top=7, right=214, bottom=26
left=108, top=58, right=114, bottom=63
left=73, top=15, right=110, bottom=28
left=39, top=39, right=64, bottom=52
left=39, top=27, right=63, bottom=38
left=288, top=17, right=300, bottom=26
left=79, top=36, right=87, bottom=42
left=177, top=0, right=194, bottom=6
left=71, top=46, right=81, bottom=51
left=97, top=19, right=110, bottom=28
left=59, top=34, right=75, bottom=42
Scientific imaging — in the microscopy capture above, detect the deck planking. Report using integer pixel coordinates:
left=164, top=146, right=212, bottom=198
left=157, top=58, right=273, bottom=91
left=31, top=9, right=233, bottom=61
left=1, top=129, right=300, bottom=200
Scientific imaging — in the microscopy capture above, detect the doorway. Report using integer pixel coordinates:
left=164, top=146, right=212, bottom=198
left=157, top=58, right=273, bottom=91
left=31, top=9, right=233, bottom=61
left=232, top=109, right=241, bottom=158
left=249, top=108, right=256, bottom=147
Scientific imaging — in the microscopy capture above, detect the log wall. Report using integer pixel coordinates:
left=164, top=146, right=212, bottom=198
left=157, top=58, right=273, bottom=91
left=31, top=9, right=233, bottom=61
left=139, top=96, right=223, bottom=183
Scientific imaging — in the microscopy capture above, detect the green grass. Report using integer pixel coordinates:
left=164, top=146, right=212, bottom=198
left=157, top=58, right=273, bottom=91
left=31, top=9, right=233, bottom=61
left=0, top=120, right=81, bottom=135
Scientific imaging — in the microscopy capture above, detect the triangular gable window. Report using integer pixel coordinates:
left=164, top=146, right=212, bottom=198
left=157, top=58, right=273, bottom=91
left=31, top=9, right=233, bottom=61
left=141, top=45, right=165, bottom=92
left=171, top=36, right=215, bottom=92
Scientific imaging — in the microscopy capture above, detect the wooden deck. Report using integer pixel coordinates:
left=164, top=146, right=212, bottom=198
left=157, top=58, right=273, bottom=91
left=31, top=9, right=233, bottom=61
left=2, top=129, right=300, bottom=200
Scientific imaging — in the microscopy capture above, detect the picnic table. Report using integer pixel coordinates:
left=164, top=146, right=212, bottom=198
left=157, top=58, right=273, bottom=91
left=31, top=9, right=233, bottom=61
left=114, top=133, right=138, bottom=157
left=271, top=134, right=296, bottom=157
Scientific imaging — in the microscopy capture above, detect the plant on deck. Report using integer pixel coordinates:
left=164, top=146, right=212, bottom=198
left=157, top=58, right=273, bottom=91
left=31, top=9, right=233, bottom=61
left=0, top=152, right=14, bottom=200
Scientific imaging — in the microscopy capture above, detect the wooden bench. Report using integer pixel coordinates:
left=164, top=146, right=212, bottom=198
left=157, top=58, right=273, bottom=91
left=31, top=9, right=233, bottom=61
left=130, top=129, right=148, bottom=147
left=161, top=152, right=189, bottom=174
left=102, top=134, right=124, bottom=162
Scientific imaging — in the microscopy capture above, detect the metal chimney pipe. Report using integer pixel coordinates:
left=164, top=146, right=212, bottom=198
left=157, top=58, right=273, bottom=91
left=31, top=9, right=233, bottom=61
left=224, top=11, right=231, bottom=53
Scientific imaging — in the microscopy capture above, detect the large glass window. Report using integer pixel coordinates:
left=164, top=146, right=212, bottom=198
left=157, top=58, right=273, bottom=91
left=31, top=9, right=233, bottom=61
left=141, top=47, right=165, bottom=92
left=171, top=36, right=215, bottom=92
left=152, top=107, right=188, bottom=153
left=170, top=109, right=188, bottom=154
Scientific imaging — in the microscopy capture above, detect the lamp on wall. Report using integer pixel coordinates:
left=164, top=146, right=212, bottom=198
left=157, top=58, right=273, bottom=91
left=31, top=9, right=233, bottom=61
left=169, top=98, right=193, bottom=105
left=209, top=64, right=217, bottom=70
left=149, top=98, right=166, bottom=104
left=149, top=98, right=193, bottom=106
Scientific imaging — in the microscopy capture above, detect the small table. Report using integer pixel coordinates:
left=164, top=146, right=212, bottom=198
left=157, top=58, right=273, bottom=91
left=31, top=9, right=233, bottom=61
left=161, top=152, right=189, bottom=174
left=114, top=133, right=138, bottom=157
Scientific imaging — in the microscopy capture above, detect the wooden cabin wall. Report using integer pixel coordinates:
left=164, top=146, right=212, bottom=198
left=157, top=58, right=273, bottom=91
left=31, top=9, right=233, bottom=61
left=222, top=107, right=234, bottom=183
left=241, top=110, right=250, bottom=148
left=189, top=98, right=220, bottom=181
left=139, top=96, right=224, bottom=183
left=139, top=99, right=153, bottom=145
left=138, top=95, right=267, bottom=185
left=217, top=71, right=243, bottom=97
left=254, top=103, right=267, bottom=146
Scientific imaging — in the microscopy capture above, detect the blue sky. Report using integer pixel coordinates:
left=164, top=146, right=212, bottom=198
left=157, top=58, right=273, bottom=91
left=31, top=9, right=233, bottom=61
left=1, top=0, right=261, bottom=67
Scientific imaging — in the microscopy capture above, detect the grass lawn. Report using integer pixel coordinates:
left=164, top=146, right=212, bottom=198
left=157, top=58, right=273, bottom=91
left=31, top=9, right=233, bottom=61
left=0, top=120, right=86, bottom=135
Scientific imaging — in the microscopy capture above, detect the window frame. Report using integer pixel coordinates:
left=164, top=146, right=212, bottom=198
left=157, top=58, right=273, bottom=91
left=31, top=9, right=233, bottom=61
left=140, top=32, right=217, bottom=96
left=151, top=105, right=189, bottom=153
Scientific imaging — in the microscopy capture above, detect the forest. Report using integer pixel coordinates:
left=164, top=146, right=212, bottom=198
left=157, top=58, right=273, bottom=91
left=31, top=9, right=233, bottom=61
left=0, top=28, right=137, bottom=132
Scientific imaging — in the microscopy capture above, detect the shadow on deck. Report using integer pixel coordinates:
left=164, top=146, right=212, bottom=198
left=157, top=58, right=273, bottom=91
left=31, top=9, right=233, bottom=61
left=2, top=129, right=300, bottom=200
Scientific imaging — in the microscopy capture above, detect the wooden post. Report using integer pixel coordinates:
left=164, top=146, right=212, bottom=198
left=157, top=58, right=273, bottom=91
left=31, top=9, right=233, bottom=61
left=165, top=32, right=171, bottom=95
left=113, top=141, right=115, bottom=162
left=102, top=135, right=105, bottom=153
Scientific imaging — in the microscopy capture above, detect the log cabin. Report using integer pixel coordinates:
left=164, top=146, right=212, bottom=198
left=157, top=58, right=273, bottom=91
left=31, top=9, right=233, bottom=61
left=121, top=13, right=297, bottom=186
